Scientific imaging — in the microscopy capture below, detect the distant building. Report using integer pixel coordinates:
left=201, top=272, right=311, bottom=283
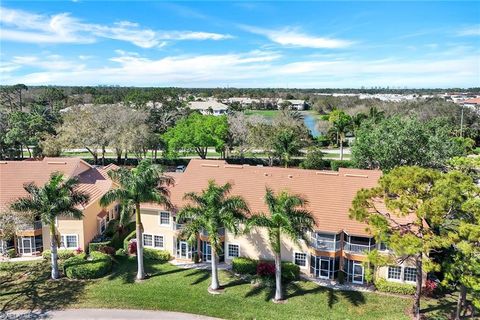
left=462, top=97, right=480, bottom=108
left=187, top=100, right=229, bottom=116
left=277, top=99, right=306, bottom=110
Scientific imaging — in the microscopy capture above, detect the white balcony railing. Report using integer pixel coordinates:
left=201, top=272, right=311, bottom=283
left=343, top=242, right=375, bottom=254
left=200, top=227, right=225, bottom=237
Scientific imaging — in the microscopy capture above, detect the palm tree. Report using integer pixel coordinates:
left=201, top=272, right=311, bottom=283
left=11, top=172, right=89, bottom=279
left=177, top=180, right=250, bottom=292
left=327, top=109, right=352, bottom=160
left=100, top=159, right=173, bottom=280
left=273, top=129, right=303, bottom=168
left=246, top=188, right=314, bottom=302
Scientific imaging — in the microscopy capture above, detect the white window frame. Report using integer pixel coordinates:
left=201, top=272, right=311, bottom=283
left=159, top=211, right=170, bottom=226
left=98, top=216, right=107, bottom=234
left=143, top=233, right=164, bottom=249
left=60, top=234, right=79, bottom=250
left=226, top=243, right=240, bottom=259
left=293, top=251, right=308, bottom=268
left=403, top=267, right=417, bottom=283
left=387, top=266, right=402, bottom=281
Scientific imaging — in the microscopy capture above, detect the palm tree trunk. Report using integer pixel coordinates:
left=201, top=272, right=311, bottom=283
left=274, top=251, right=283, bottom=301
left=412, top=253, right=423, bottom=320
left=274, top=229, right=283, bottom=301
left=210, top=244, right=220, bottom=291
left=339, top=138, right=344, bottom=161
left=455, top=284, right=467, bottom=320
left=135, top=203, right=145, bottom=280
left=50, top=224, right=59, bottom=280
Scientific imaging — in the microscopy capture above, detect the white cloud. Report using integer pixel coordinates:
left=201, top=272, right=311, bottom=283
left=1, top=50, right=477, bottom=88
left=242, top=25, right=353, bottom=49
left=0, top=6, right=233, bottom=48
left=457, top=25, right=480, bottom=36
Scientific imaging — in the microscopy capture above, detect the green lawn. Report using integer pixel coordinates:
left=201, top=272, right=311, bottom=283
left=0, top=258, right=455, bottom=320
left=244, top=109, right=279, bottom=118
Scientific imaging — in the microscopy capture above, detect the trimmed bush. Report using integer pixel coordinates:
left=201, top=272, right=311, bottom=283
left=232, top=257, right=258, bottom=275
left=99, top=246, right=116, bottom=256
left=330, top=160, right=355, bottom=171
left=115, top=248, right=126, bottom=257
left=42, top=249, right=76, bottom=260
left=143, top=248, right=171, bottom=262
left=104, top=220, right=119, bottom=237
left=6, top=248, right=16, bottom=258
left=281, top=262, right=300, bottom=282
left=374, top=278, right=416, bottom=295
left=123, top=230, right=136, bottom=251
left=64, top=251, right=112, bottom=279
left=89, top=240, right=113, bottom=253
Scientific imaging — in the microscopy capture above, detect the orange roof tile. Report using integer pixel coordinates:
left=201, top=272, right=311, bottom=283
left=142, top=159, right=403, bottom=237
left=0, top=158, right=115, bottom=212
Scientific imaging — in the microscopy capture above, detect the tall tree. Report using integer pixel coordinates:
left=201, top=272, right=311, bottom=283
left=273, top=129, right=303, bottom=168
left=176, top=181, right=250, bottom=292
left=352, top=116, right=466, bottom=170
left=350, top=166, right=474, bottom=319
left=246, top=189, right=314, bottom=302
left=325, top=110, right=352, bottom=160
left=11, top=173, right=89, bottom=279
left=100, top=160, right=173, bottom=280
left=163, top=113, right=228, bottom=159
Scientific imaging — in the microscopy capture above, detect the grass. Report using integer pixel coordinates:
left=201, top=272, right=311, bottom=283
left=244, top=109, right=279, bottom=118
left=0, top=258, right=457, bottom=320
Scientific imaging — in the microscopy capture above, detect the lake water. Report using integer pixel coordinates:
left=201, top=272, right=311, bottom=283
left=302, top=112, right=320, bottom=137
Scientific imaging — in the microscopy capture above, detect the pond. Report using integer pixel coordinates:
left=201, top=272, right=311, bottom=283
left=302, top=112, right=320, bottom=137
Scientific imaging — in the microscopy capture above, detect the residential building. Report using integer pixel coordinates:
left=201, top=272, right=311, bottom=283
left=140, top=159, right=419, bottom=286
left=187, top=100, right=229, bottom=116
left=462, top=97, right=480, bottom=108
left=277, top=99, right=306, bottom=110
left=0, top=158, right=118, bottom=256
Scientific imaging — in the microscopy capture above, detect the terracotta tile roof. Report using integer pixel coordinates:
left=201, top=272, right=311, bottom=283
left=97, top=209, right=108, bottom=218
left=142, top=159, right=407, bottom=236
left=0, top=158, right=115, bottom=212
left=463, top=98, right=480, bottom=104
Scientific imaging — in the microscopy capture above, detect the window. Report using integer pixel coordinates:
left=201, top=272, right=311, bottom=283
left=100, top=218, right=107, bottom=233
left=388, top=266, right=401, bottom=280
left=61, top=234, right=78, bottom=249
left=154, top=235, right=164, bottom=248
left=227, top=244, right=239, bottom=258
left=294, top=252, right=307, bottom=267
left=143, top=234, right=153, bottom=247
left=404, top=267, right=417, bottom=282
left=160, top=212, right=170, bottom=225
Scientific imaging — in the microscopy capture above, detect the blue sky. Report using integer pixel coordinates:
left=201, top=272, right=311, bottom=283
left=0, top=1, right=479, bottom=88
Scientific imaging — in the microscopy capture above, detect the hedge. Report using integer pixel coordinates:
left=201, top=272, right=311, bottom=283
left=63, top=251, right=112, bottom=279
left=104, top=220, right=119, bottom=237
left=281, top=262, right=300, bottom=282
left=232, top=257, right=258, bottom=275
left=330, top=160, right=355, bottom=171
left=143, top=248, right=171, bottom=262
left=89, top=240, right=113, bottom=253
left=123, top=230, right=137, bottom=251
left=374, top=278, right=416, bottom=295
left=42, top=249, right=76, bottom=260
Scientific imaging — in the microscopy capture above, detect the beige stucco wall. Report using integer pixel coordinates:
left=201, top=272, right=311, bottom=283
left=224, top=227, right=311, bottom=272
left=376, top=256, right=427, bottom=286
left=140, top=209, right=178, bottom=257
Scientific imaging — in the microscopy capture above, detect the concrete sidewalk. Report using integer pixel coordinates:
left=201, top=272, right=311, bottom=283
left=1, top=309, right=223, bottom=320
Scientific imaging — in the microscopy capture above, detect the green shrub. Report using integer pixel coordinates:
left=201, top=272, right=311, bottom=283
left=281, top=262, right=300, bottom=282
left=374, top=278, right=416, bottom=295
left=330, top=160, right=354, bottom=171
left=143, top=248, right=171, bottom=262
left=123, top=230, right=136, bottom=251
left=6, top=248, right=16, bottom=258
left=89, top=240, right=113, bottom=253
left=232, top=257, right=258, bottom=275
left=64, top=251, right=112, bottom=279
left=42, top=249, right=76, bottom=260
left=104, top=219, right=119, bottom=237
left=115, top=248, right=126, bottom=256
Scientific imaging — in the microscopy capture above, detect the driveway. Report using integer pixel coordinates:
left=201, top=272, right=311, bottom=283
left=1, top=309, right=223, bottom=320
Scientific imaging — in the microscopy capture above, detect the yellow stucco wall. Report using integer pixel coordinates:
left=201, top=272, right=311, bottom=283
left=140, top=209, right=178, bottom=257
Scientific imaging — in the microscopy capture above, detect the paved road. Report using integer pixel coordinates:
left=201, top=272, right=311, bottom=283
left=1, top=309, right=222, bottom=320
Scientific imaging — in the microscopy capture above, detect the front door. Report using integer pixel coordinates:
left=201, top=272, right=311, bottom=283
left=21, top=237, right=32, bottom=255
left=204, top=243, right=212, bottom=262
left=178, top=241, right=190, bottom=259
left=352, top=262, right=364, bottom=284
left=319, top=258, right=330, bottom=279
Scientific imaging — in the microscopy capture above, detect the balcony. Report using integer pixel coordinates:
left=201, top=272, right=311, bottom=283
left=343, top=242, right=376, bottom=254
left=312, top=240, right=337, bottom=251
left=18, top=220, right=43, bottom=231
left=174, top=223, right=185, bottom=231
